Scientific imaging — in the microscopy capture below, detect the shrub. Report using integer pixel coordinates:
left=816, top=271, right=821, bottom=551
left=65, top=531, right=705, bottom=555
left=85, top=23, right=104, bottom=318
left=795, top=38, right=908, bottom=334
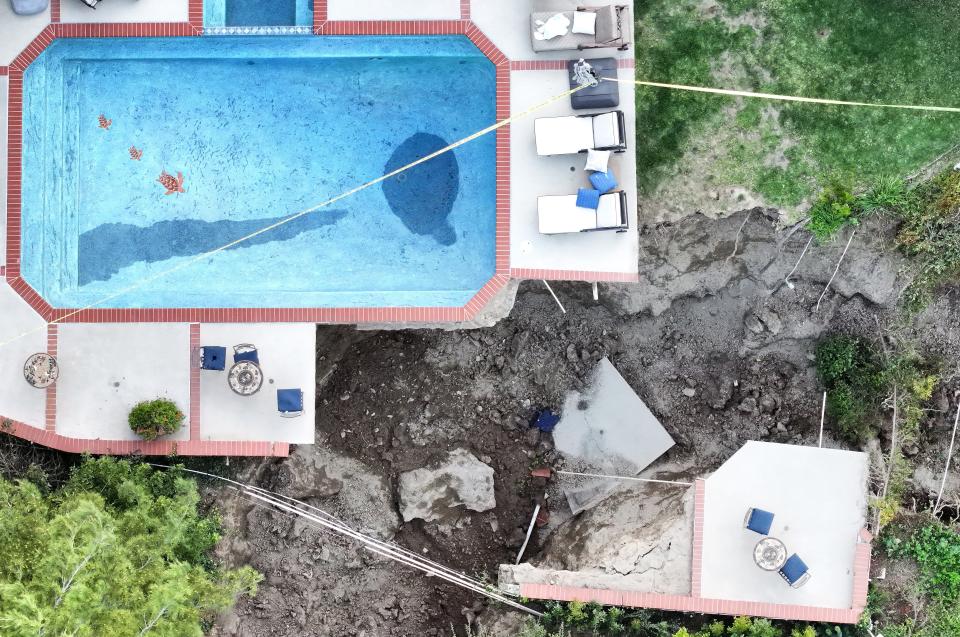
left=128, top=398, right=184, bottom=440
left=814, top=335, right=884, bottom=442
left=889, top=523, right=960, bottom=602
left=807, top=181, right=859, bottom=242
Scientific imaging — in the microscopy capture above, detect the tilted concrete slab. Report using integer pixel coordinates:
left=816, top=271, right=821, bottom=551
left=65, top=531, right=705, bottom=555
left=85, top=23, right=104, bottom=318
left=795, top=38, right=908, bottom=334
left=60, top=0, right=189, bottom=23
left=55, top=323, right=192, bottom=441
left=554, top=358, right=674, bottom=513
left=0, top=282, right=48, bottom=428
left=701, top=441, right=869, bottom=609
left=198, top=324, right=315, bottom=444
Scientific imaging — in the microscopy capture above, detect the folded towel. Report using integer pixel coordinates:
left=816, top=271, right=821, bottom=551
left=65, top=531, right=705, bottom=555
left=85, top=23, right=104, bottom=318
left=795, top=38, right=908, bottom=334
left=534, top=13, right=570, bottom=41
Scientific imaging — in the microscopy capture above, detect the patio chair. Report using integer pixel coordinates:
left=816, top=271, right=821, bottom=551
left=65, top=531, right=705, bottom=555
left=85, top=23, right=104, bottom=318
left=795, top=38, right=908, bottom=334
left=779, top=554, right=811, bottom=588
left=534, top=110, right=626, bottom=156
left=537, top=190, right=628, bottom=234
left=233, top=344, right=260, bottom=365
left=744, top=507, right=775, bottom=535
left=531, top=4, right=632, bottom=52
left=78, top=0, right=101, bottom=8
left=277, top=389, right=304, bottom=418
left=10, top=0, right=49, bottom=15
left=199, top=346, right=227, bottom=371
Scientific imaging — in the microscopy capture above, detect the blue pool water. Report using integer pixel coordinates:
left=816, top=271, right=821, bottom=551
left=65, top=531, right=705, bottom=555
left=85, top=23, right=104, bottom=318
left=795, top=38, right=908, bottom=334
left=20, top=36, right=496, bottom=308
left=205, top=0, right=314, bottom=27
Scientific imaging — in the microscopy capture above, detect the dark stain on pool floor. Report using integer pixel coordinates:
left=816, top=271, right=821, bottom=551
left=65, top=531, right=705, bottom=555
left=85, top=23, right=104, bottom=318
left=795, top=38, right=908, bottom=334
left=382, top=133, right=459, bottom=246
left=78, top=210, right=347, bottom=285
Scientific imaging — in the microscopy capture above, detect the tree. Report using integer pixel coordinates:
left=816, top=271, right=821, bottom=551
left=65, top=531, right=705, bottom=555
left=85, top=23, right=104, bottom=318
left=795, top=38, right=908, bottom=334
left=0, top=457, right=259, bottom=636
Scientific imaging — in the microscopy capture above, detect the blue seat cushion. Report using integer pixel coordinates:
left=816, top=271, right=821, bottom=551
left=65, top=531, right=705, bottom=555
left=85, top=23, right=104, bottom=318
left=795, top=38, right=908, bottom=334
left=234, top=348, right=259, bottom=364
left=532, top=409, right=561, bottom=433
left=747, top=508, right=774, bottom=535
left=780, top=554, right=809, bottom=584
left=277, top=389, right=303, bottom=412
left=575, top=188, right=601, bottom=210
left=200, top=346, right=227, bottom=371
left=588, top=170, right=618, bottom=194
left=11, top=0, right=49, bottom=16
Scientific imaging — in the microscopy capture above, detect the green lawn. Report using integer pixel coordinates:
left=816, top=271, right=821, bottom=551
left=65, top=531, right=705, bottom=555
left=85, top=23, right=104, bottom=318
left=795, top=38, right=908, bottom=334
left=634, top=0, right=960, bottom=207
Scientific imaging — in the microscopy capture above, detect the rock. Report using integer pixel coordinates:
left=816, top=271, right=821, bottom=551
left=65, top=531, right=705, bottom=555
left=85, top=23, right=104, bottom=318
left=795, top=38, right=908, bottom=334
left=682, top=387, right=696, bottom=398
left=757, top=308, right=783, bottom=335
left=759, top=395, right=778, bottom=414
left=278, top=451, right=344, bottom=500
left=744, top=313, right=765, bottom=334
left=525, top=427, right=540, bottom=447
left=398, top=449, right=496, bottom=523
left=738, top=397, right=758, bottom=413
left=566, top=344, right=579, bottom=362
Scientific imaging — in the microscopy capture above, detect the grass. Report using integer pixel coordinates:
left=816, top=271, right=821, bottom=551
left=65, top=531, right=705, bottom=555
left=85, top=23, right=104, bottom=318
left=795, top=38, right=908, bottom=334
left=634, top=0, right=960, bottom=207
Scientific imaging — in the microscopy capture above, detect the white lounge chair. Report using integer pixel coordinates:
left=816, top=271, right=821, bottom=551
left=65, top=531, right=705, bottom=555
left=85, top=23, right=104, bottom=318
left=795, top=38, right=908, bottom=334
left=535, top=110, right=626, bottom=156
left=538, top=190, right=628, bottom=234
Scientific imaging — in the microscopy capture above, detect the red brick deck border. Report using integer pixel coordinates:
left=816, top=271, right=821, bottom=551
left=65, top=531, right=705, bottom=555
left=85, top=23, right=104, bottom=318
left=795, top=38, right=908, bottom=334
left=517, top=477, right=873, bottom=625
left=189, top=323, right=201, bottom=440
left=45, top=323, right=57, bottom=431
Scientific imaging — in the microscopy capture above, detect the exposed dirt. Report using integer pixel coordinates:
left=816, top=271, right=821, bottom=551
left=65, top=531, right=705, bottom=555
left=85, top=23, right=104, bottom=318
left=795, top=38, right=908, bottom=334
left=209, top=209, right=960, bottom=636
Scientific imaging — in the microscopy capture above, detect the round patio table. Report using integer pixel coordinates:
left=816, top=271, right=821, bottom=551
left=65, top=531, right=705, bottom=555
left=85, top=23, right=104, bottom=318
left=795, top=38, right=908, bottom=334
left=754, top=537, right=787, bottom=571
left=24, top=353, right=59, bottom=388
left=228, top=361, right=263, bottom=396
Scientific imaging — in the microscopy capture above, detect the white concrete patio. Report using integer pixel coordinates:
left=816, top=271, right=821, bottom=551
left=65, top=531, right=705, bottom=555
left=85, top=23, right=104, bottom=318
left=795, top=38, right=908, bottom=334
left=60, top=0, right=189, bottom=23
left=198, top=324, right=315, bottom=444
left=327, top=0, right=460, bottom=21
left=0, top=285, right=48, bottom=429
left=701, top=441, right=869, bottom=609
left=510, top=69, right=639, bottom=275
left=0, top=1, right=50, bottom=65
left=55, top=323, right=192, bottom=441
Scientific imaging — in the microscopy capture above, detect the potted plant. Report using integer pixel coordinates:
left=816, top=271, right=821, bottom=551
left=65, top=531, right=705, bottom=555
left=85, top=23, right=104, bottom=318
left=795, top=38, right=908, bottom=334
left=129, top=398, right=184, bottom=441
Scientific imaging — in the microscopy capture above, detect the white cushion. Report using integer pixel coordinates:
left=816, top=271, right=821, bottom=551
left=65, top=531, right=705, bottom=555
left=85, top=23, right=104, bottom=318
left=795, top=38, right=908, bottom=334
left=571, top=11, right=596, bottom=35
left=591, top=112, right=620, bottom=148
left=538, top=195, right=597, bottom=234
left=534, top=13, right=571, bottom=40
left=534, top=116, right=594, bottom=155
left=584, top=149, right=611, bottom=172
left=595, top=193, right=622, bottom=228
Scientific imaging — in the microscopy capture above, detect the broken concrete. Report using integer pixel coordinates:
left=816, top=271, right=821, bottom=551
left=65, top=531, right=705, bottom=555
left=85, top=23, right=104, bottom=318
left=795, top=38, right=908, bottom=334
left=398, top=448, right=497, bottom=523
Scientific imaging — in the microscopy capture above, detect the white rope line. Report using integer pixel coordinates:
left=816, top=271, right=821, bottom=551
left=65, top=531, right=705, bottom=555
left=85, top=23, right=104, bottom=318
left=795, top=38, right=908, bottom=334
left=152, top=465, right=542, bottom=616
left=556, top=470, right=692, bottom=487
left=603, top=77, right=960, bottom=113
left=0, top=82, right=589, bottom=350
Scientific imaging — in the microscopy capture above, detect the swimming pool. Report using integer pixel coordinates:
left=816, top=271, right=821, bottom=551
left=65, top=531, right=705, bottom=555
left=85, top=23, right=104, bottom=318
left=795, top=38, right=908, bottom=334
left=20, top=36, right=496, bottom=309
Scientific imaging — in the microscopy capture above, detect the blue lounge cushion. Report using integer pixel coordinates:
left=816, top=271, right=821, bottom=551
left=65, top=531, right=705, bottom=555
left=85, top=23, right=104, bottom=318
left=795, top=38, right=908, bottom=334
left=234, top=348, right=259, bottom=365
left=575, top=188, right=601, bottom=210
left=746, top=508, right=774, bottom=535
left=588, top=170, right=618, bottom=194
left=277, top=389, right=303, bottom=413
left=532, top=409, right=561, bottom=433
left=200, top=346, right=226, bottom=371
left=11, top=0, right=49, bottom=16
left=780, top=554, right=809, bottom=584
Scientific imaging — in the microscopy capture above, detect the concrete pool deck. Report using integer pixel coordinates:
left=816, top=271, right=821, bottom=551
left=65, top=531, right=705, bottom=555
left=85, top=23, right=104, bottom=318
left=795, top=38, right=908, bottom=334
left=1, top=0, right=637, bottom=454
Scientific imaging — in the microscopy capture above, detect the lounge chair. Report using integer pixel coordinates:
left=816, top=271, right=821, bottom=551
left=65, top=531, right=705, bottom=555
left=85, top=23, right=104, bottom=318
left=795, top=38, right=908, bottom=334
left=277, top=389, right=304, bottom=418
left=744, top=507, right=774, bottom=535
left=10, top=0, right=48, bottom=15
left=538, top=190, right=628, bottom=234
left=779, top=554, right=811, bottom=588
left=200, top=346, right=226, bottom=371
left=234, top=343, right=260, bottom=365
left=78, top=0, right=101, bottom=8
left=535, top=110, right=626, bottom=156
left=531, top=4, right=632, bottom=52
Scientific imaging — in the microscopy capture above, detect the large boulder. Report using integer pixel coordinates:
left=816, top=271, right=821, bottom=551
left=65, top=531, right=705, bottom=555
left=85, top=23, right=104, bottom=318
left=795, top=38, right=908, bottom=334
left=398, top=449, right=496, bottom=523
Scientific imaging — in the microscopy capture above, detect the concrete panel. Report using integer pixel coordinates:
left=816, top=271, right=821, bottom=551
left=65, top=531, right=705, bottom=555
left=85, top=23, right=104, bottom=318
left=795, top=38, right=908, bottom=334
left=56, top=323, right=191, bottom=440
left=510, top=68, right=639, bottom=274
left=700, top=441, right=869, bottom=609
left=327, top=0, right=460, bottom=20
left=198, top=324, right=315, bottom=444
left=0, top=283, right=48, bottom=428
left=61, top=0, right=189, bottom=23
left=0, top=2, right=50, bottom=65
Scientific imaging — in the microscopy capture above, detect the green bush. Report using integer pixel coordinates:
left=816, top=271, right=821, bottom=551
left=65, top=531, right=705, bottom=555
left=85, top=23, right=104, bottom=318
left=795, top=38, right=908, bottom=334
left=128, top=398, right=184, bottom=440
left=887, top=523, right=960, bottom=603
left=814, top=335, right=884, bottom=442
left=807, top=181, right=859, bottom=242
